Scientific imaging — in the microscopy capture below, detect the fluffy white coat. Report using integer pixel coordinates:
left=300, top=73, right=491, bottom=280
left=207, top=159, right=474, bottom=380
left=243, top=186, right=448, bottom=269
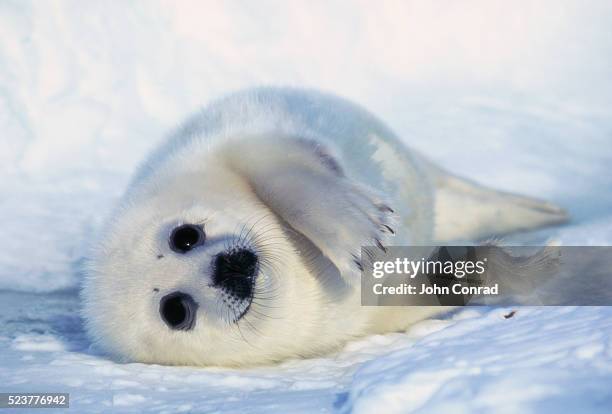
left=82, top=88, right=566, bottom=366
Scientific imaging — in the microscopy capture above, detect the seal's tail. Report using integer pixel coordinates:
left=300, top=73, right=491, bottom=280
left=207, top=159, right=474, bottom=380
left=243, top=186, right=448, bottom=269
left=425, top=164, right=569, bottom=242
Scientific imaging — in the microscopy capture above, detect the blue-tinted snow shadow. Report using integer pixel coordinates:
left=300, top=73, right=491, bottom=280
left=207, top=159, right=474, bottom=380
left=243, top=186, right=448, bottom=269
left=0, top=288, right=90, bottom=353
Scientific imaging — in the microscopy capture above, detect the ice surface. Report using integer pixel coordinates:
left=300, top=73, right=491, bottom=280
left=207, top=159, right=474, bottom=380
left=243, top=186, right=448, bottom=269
left=343, top=307, right=612, bottom=414
left=0, top=1, right=611, bottom=413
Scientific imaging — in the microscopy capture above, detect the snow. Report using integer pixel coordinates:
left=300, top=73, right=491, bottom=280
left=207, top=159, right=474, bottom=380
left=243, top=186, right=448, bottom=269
left=0, top=1, right=611, bottom=413
left=343, top=307, right=612, bottom=414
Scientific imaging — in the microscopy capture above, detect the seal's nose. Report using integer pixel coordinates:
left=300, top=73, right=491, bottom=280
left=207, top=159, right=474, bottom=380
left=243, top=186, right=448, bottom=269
left=212, top=249, right=258, bottom=300
left=159, top=292, right=198, bottom=331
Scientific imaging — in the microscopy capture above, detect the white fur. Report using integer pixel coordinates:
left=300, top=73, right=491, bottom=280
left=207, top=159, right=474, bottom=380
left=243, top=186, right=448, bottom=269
left=82, top=88, right=567, bottom=367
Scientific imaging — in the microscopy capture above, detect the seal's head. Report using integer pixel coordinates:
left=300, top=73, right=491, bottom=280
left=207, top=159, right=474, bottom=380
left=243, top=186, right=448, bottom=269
left=82, top=156, right=332, bottom=367
left=82, top=133, right=394, bottom=366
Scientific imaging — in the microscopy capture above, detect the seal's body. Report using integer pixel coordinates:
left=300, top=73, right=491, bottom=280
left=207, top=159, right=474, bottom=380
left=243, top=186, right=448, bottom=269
left=83, top=88, right=567, bottom=366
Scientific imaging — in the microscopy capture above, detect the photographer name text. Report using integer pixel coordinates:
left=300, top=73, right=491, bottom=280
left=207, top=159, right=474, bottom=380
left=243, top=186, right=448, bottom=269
left=372, top=282, right=499, bottom=296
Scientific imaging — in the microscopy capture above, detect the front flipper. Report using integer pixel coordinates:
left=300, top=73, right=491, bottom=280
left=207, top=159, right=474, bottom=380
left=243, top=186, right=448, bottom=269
left=223, top=135, right=395, bottom=287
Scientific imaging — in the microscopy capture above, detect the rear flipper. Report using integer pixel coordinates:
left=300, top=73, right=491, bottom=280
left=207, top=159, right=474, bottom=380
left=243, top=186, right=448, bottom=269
left=429, top=168, right=569, bottom=242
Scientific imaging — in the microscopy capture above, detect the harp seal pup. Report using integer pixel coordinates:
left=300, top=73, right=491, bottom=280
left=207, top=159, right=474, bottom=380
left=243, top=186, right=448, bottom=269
left=82, top=87, right=567, bottom=367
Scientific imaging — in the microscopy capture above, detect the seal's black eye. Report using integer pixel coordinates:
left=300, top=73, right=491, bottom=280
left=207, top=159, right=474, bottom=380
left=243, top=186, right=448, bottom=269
left=169, top=224, right=205, bottom=253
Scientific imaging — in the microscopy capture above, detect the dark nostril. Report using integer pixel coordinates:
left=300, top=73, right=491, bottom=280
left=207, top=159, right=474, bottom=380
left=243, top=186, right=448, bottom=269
left=159, top=292, right=198, bottom=331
